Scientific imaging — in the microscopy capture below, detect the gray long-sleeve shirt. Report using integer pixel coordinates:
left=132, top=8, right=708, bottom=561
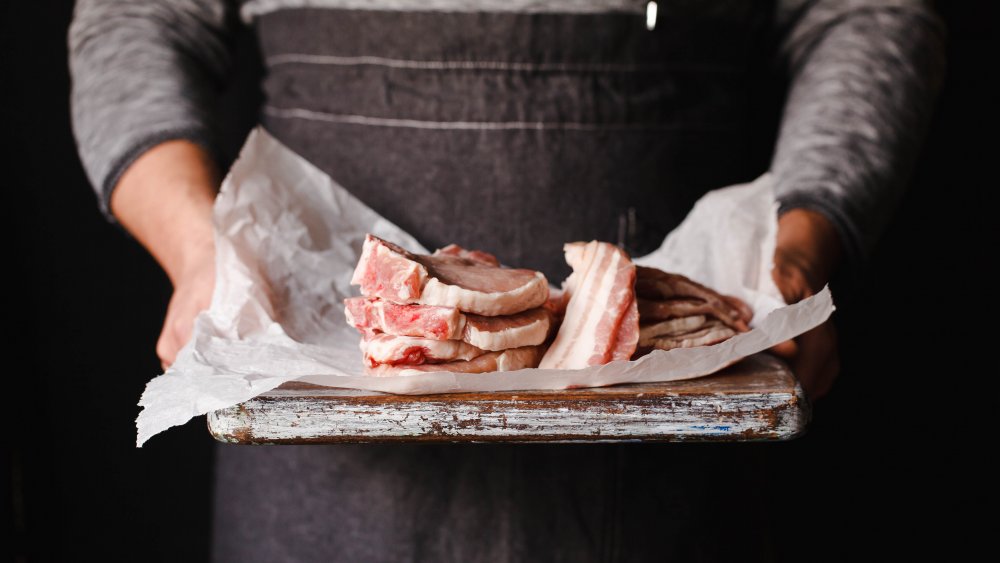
left=69, top=0, right=946, bottom=271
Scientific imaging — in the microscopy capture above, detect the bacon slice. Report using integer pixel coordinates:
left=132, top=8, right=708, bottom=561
left=360, top=334, right=485, bottom=367
left=364, top=345, right=544, bottom=377
left=539, top=241, right=638, bottom=369
left=351, top=235, right=548, bottom=316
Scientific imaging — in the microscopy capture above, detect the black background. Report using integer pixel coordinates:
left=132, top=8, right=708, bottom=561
left=3, top=2, right=995, bottom=562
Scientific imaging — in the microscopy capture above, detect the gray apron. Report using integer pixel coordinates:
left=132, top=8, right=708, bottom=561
left=214, top=6, right=776, bottom=561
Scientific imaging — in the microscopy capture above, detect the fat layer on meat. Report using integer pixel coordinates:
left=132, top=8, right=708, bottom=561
left=462, top=308, right=551, bottom=351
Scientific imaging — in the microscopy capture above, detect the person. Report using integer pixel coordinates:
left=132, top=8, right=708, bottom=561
left=70, top=0, right=944, bottom=560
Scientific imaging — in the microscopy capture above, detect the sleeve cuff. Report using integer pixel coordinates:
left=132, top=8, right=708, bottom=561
left=776, top=192, right=865, bottom=289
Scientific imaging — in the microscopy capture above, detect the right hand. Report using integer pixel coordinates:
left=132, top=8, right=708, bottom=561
left=157, top=244, right=216, bottom=370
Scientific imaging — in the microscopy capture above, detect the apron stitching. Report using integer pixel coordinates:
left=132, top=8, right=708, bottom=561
left=266, top=53, right=742, bottom=74
left=264, top=106, right=741, bottom=131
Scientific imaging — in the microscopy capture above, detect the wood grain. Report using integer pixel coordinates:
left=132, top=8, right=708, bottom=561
left=207, top=353, right=810, bottom=444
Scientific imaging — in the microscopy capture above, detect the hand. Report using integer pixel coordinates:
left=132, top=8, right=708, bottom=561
left=769, top=209, right=842, bottom=401
left=110, top=140, right=220, bottom=369
left=157, top=243, right=215, bottom=370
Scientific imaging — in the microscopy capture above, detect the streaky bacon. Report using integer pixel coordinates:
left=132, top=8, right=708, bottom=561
left=539, top=241, right=638, bottom=369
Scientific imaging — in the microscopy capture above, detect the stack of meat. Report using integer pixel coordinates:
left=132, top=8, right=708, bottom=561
left=346, top=235, right=553, bottom=376
left=633, top=266, right=752, bottom=354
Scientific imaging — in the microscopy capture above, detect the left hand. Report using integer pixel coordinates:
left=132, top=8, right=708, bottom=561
left=769, top=209, right=842, bottom=401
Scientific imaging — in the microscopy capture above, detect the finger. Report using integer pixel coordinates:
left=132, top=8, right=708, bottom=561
left=722, top=295, right=754, bottom=324
left=156, top=330, right=177, bottom=370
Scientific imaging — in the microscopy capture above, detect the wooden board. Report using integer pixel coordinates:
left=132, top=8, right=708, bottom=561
left=207, top=353, right=809, bottom=444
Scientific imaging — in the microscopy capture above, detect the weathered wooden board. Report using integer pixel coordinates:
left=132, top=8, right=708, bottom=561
left=207, top=353, right=809, bottom=444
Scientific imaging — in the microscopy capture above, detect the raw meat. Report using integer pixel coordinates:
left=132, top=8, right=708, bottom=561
left=640, top=321, right=736, bottom=352
left=364, top=345, right=544, bottom=377
left=608, top=295, right=639, bottom=362
left=360, top=333, right=484, bottom=366
left=433, top=244, right=500, bottom=267
left=345, top=297, right=551, bottom=351
left=351, top=235, right=548, bottom=316
left=635, top=266, right=752, bottom=330
left=462, top=308, right=551, bottom=352
left=539, top=241, right=638, bottom=369
left=637, top=298, right=747, bottom=332
left=638, top=315, right=708, bottom=347
left=345, top=297, right=463, bottom=340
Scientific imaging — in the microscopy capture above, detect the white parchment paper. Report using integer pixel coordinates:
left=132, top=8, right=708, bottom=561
left=135, top=128, right=835, bottom=446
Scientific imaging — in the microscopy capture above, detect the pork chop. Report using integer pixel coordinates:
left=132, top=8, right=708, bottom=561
left=345, top=297, right=464, bottom=340
left=351, top=235, right=548, bottom=315
left=360, top=333, right=485, bottom=366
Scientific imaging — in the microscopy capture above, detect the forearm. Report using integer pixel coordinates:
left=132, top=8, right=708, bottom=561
left=771, top=0, right=946, bottom=270
left=112, top=141, right=219, bottom=285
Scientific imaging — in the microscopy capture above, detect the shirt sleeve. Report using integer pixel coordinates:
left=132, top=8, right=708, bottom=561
left=770, top=0, right=946, bottom=272
left=68, top=0, right=237, bottom=221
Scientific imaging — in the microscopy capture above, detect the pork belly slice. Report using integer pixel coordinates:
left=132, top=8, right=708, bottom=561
left=539, top=241, right=638, bottom=369
left=345, top=297, right=464, bottom=340
left=364, top=345, right=544, bottom=377
left=640, top=321, right=737, bottom=352
left=351, top=234, right=548, bottom=315
left=638, top=315, right=708, bottom=348
left=462, top=308, right=551, bottom=351
left=361, top=334, right=485, bottom=367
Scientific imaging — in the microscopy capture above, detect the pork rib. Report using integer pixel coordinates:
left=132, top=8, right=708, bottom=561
left=351, top=235, right=548, bottom=316
left=539, top=241, right=638, bottom=369
left=360, top=334, right=484, bottom=367
left=364, top=345, right=544, bottom=377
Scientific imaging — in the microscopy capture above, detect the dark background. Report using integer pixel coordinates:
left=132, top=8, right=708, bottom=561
left=3, top=2, right=994, bottom=562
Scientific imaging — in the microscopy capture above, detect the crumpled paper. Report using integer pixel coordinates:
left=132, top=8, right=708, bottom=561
left=136, top=128, right=834, bottom=446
